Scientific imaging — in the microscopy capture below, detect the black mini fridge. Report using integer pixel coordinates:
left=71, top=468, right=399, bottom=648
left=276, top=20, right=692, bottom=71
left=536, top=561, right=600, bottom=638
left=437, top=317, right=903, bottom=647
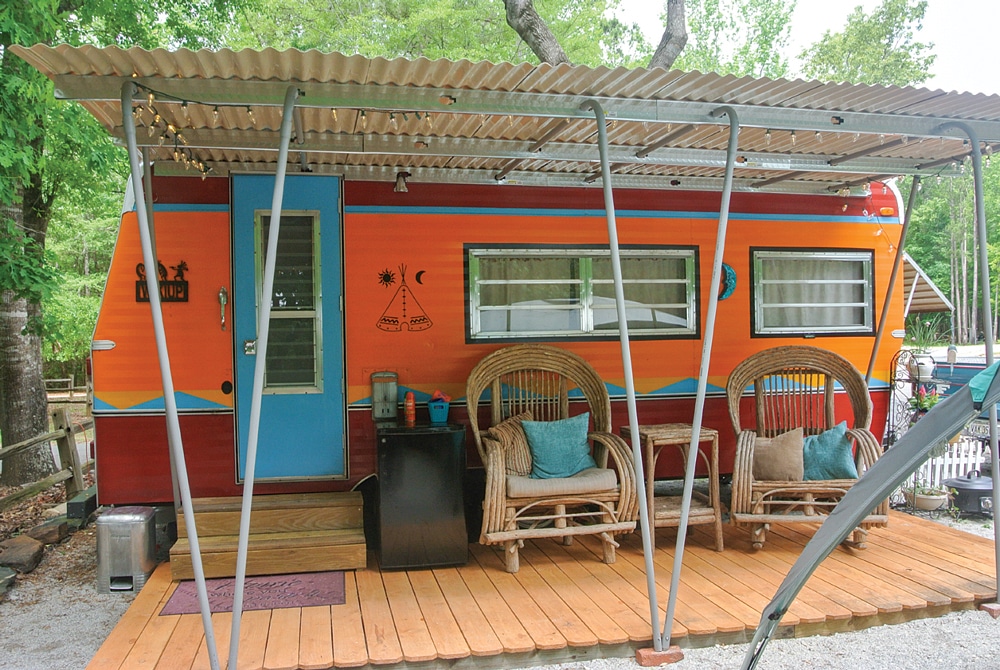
left=377, top=423, right=468, bottom=569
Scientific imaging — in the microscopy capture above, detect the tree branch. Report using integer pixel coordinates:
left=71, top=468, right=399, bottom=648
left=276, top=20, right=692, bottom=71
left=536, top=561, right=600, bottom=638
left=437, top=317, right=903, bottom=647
left=649, top=0, right=688, bottom=70
left=503, top=0, right=570, bottom=65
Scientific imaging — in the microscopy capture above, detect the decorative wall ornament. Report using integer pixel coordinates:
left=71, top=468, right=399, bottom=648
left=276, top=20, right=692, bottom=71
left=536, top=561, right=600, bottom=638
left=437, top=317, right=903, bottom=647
left=136, top=260, right=189, bottom=302
left=377, top=264, right=431, bottom=331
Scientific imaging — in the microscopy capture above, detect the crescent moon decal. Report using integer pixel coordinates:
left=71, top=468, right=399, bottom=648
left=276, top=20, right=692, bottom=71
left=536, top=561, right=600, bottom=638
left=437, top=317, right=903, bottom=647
left=414, top=270, right=426, bottom=284
left=719, top=263, right=737, bottom=300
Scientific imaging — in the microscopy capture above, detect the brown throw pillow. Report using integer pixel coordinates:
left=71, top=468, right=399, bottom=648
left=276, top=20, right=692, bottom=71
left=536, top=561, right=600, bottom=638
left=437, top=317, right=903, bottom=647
left=487, top=411, right=533, bottom=476
left=752, top=427, right=804, bottom=481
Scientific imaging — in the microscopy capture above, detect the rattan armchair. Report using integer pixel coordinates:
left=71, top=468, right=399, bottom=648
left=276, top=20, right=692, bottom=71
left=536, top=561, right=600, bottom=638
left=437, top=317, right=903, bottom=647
left=466, top=344, right=638, bottom=573
left=726, top=346, right=889, bottom=549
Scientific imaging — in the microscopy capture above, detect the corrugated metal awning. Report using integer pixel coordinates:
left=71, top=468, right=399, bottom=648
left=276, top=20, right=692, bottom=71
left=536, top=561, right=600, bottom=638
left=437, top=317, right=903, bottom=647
left=11, top=43, right=1000, bottom=195
left=904, top=251, right=954, bottom=314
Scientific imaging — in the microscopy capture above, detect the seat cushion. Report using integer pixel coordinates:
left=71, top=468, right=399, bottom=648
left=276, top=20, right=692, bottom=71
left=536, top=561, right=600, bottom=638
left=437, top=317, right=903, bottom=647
left=487, top=411, right=533, bottom=476
left=753, top=428, right=804, bottom=481
left=522, top=412, right=597, bottom=479
left=803, top=421, right=859, bottom=480
left=506, top=467, right=618, bottom=499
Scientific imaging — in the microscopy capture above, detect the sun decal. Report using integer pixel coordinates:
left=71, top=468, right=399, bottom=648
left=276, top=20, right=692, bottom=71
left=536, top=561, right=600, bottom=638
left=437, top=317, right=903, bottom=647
left=377, top=267, right=396, bottom=288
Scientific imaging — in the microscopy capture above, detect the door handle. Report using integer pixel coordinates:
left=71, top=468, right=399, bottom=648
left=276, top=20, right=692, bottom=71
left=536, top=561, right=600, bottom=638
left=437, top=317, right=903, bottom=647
left=218, top=286, right=229, bottom=330
left=243, top=339, right=256, bottom=355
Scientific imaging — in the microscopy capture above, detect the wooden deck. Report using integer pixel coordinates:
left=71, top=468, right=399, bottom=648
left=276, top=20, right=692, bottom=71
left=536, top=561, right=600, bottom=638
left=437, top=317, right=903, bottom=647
left=88, top=511, right=996, bottom=670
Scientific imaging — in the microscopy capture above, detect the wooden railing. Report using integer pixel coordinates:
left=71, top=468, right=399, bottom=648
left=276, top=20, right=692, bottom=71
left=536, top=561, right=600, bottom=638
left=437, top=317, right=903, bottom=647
left=0, top=408, right=91, bottom=513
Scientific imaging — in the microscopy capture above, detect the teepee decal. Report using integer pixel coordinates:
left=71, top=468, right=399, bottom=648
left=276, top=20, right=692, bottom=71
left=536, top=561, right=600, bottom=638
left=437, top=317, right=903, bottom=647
left=377, top=264, right=432, bottom=332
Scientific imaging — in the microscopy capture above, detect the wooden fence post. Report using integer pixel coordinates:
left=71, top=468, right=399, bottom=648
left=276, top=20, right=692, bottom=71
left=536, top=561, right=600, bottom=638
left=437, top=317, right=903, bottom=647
left=52, top=408, right=85, bottom=500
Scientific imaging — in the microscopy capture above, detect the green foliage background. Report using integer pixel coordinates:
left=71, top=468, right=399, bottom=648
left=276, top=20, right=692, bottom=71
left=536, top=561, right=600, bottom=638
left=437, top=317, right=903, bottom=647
left=2, top=0, right=992, bottom=385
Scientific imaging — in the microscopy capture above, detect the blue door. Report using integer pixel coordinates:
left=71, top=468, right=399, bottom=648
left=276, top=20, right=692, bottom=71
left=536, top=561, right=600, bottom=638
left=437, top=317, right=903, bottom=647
left=232, top=174, right=344, bottom=480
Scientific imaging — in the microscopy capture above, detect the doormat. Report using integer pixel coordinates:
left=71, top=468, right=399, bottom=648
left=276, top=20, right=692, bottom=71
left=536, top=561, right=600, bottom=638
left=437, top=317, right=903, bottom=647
left=160, top=571, right=345, bottom=616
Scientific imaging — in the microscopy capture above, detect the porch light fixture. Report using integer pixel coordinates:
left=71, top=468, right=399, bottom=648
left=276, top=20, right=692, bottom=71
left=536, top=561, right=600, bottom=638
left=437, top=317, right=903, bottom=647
left=394, top=171, right=410, bottom=193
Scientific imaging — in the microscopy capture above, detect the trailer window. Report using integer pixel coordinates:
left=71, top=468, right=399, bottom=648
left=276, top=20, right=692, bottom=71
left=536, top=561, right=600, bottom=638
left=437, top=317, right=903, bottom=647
left=751, top=249, right=873, bottom=336
left=257, top=212, right=322, bottom=391
left=467, top=247, right=698, bottom=340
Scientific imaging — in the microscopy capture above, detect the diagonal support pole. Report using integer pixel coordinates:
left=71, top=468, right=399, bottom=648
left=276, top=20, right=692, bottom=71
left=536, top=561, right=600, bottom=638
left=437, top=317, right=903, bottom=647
left=578, top=99, right=657, bottom=647
left=121, top=81, right=220, bottom=670
left=228, top=84, right=301, bottom=670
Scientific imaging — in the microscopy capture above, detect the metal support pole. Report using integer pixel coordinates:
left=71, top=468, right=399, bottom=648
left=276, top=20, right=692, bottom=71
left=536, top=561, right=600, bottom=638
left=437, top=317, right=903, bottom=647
left=866, top=177, right=920, bottom=384
left=121, top=81, right=220, bottom=670
left=662, top=106, right=740, bottom=648
left=939, top=121, right=999, bottom=606
left=229, top=85, right=301, bottom=670
left=142, top=145, right=182, bottom=513
left=579, top=99, right=658, bottom=646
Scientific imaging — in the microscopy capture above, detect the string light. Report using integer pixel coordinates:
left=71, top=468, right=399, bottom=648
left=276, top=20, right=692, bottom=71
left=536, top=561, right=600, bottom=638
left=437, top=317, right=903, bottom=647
left=360, top=110, right=367, bottom=130
left=815, top=131, right=822, bottom=143
left=790, top=130, right=796, bottom=146
left=181, top=101, right=190, bottom=124
left=331, top=108, right=338, bottom=122
left=765, top=129, right=772, bottom=145
left=389, top=113, right=398, bottom=130
left=424, top=112, right=432, bottom=130
left=246, top=106, right=256, bottom=128
left=212, top=106, right=219, bottom=127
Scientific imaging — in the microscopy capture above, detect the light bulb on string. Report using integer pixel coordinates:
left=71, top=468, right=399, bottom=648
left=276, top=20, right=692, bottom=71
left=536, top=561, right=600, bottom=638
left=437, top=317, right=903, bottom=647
left=389, top=113, right=398, bottom=130
left=360, top=110, right=367, bottom=130
left=246, top=106, right=256, bottom=128
left=331, top=108, right=338, bottom=122
left=790, top=130, right=796, bottom=146
left=147, top=91, right=155, bottom=107
left=765, top=129, right=771, bottom=145
left=158, top=132, right=167, bottom=147
left=815, top=131, right=822, bottom=143
left=212, top=106, right=220, bottom=127
left=424, top=112, right=432, bottom=129
left=181, top=101, right=190, bottom=124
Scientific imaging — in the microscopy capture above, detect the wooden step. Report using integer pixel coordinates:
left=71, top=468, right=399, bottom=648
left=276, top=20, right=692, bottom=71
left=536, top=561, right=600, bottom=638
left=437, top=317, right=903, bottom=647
left=169, top=528, right=367, bottom=580
left=176, top=491, right=363, bottom=537
left=170, top=491, right=367, bottom=580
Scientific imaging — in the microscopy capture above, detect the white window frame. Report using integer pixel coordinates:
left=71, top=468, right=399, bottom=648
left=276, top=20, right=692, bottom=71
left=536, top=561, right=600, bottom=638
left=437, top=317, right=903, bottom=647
left=255, top=210, right=324, bottom=393
left=467, top=246, right=698, bottom=340
left=752, top=248, right=874, bottom=336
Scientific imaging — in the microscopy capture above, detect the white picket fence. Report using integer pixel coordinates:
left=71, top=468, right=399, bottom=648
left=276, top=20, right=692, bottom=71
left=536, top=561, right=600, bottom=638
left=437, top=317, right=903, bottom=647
left=911, top=435, right=989, bottom=488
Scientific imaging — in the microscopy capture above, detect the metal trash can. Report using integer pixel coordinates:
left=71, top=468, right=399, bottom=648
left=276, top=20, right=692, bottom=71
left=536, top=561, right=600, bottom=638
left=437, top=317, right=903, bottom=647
left=96, top=506, right=156, bottom=594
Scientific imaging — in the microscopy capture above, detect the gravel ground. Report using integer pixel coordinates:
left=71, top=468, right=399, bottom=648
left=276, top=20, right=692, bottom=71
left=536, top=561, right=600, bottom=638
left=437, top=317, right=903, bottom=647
left=0, top=506, right=995, bottom=670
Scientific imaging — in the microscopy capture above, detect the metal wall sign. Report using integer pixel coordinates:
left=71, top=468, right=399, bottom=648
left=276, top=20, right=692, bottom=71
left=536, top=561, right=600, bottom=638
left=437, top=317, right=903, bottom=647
left=135, top=260, right=189, bottom=302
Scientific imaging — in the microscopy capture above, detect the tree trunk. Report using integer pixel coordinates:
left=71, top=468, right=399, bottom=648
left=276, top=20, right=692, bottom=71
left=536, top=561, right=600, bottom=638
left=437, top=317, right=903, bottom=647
left=649, top=0, right=688, bottom=70
left=0, top=152, right=55, bottom=487
left=503, top=0, right=569, bottom=65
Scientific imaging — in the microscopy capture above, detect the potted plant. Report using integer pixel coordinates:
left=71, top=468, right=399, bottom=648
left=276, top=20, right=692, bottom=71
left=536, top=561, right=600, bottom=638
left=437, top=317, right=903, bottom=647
left=901, top=481, right=950, bottom=510
left=906, top=352, right=936, bottom=382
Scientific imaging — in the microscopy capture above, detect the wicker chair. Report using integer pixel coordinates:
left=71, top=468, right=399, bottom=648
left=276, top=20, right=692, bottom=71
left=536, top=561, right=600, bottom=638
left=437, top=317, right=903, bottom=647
left=726, top=346, right=889, bottom=550
left=466, top=344, right=638, bottom=573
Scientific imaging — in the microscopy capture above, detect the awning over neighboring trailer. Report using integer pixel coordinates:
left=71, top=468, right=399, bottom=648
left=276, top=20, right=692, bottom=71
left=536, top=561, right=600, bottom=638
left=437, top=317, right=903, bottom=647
left=11, top=44, right=1000, bottom=195
left=904, top=251, right=954, bottom=315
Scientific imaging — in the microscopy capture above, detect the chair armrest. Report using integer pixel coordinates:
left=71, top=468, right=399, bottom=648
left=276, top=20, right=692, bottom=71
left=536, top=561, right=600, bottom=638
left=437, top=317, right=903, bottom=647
left=730, top=430, right=758, bottom=517
left=590, top=431, right=639, bottom=522
left=480, top=435, right=509, bottom=541
left=846, top=427, right=882, bottom=474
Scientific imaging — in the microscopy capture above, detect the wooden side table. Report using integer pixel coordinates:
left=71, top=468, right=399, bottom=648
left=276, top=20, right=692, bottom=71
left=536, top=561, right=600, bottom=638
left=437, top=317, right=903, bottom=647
left=620, top=423, right=724, bottom=551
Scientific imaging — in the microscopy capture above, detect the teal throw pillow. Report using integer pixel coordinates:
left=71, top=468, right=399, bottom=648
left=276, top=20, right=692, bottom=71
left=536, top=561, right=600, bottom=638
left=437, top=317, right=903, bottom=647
left=522, top=412, right=597, bottom=479
left=802, top=421, right=859, bottom=480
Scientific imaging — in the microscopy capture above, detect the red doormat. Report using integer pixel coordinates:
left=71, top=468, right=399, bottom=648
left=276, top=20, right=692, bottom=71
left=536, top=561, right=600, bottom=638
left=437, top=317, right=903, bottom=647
left=160, top=571, right=345, bottom=616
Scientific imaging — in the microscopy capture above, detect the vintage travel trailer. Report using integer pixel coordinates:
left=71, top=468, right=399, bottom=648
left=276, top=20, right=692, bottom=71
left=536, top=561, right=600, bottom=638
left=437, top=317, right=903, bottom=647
left=18, top=44, right=987, bottom=512
left=88, top=173, right=901, bottom=504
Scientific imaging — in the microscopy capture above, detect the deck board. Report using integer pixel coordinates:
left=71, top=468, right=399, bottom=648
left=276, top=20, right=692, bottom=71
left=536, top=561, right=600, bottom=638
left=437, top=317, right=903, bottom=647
left=91, top=511, right=997, bottom=670
left=263, top=607, right=300, bottom=670
left=330, top=572, right=368, bottom=668
left=298, top=606, right=334, bottom=670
